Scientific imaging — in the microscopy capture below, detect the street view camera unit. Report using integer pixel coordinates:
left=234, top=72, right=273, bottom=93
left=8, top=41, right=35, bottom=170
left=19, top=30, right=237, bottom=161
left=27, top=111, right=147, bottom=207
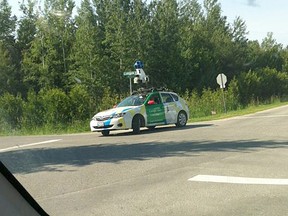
left=133, top=61, right=149, bottom=84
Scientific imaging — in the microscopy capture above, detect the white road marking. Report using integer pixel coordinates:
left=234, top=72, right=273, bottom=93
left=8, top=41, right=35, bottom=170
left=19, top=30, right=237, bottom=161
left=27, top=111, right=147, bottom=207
left=240, top=114, right=288, bottom=118
left=0, top=139, right=62, bottom=152
left=188, top=175, right=288, bottom=185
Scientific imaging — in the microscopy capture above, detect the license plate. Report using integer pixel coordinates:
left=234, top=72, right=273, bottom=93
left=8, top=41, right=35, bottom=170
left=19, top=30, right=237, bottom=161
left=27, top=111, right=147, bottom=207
left=97, top=122, right=104, bottom=127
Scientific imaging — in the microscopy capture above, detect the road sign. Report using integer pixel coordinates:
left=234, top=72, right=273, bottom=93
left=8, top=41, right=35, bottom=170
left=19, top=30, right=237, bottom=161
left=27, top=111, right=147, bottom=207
left=123, top=71, right=136, bottom=95
left=123, top=71, right=136, bottom=78
left=216, top=73, right=227, bottom=113
left=216, top=73, right=227, bottom=89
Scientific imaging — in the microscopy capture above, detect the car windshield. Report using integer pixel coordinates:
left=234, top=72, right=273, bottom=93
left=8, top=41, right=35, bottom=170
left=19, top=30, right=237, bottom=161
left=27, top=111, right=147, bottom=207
left=117, top=95, right=146, bottom=107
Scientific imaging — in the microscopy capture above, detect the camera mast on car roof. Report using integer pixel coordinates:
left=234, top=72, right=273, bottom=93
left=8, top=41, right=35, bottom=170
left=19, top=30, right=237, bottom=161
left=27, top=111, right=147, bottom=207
left=123, top=60, right=150, bottom=94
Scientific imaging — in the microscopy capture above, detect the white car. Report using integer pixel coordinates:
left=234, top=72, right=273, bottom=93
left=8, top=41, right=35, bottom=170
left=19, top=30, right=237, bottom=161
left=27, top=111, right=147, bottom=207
left=90, top=89, right=189, bottom=136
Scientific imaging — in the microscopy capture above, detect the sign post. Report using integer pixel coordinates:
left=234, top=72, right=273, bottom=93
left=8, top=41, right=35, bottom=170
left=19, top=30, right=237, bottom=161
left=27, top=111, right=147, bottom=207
left=216, top=73, right=227, bottom=113
left=123, top=71, right=136, bottom=95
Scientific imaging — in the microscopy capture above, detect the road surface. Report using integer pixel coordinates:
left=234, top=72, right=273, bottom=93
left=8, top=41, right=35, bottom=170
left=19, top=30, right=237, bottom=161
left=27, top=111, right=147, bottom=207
left=1, top=105, right=288, bottom=215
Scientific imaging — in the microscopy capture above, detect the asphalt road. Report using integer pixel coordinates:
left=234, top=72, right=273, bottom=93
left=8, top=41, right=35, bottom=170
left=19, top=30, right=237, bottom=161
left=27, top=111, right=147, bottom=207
left=1, top=105, right=288, bottom=216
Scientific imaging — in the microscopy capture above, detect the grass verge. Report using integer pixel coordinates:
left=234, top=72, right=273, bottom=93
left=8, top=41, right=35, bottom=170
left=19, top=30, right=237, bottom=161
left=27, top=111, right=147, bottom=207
left=189, top=101, right=288, bottom=123
left=1, top=101, right=288, bottom=136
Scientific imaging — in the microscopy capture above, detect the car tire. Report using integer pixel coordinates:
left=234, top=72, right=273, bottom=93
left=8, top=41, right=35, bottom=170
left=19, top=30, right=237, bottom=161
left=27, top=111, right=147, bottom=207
left=132, top=115, right=141, bottom=134
left=101, top=130, right=110, bottom=136
left=176, top=111, right=187, bottom=127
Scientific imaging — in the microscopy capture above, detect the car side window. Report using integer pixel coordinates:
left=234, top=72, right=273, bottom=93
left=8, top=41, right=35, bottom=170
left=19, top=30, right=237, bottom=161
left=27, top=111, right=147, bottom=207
left=171, top=93, right=179, bottom=101
left=161, top=93, right=174, bottom=103
left=147, top=93, right=161, bottom=104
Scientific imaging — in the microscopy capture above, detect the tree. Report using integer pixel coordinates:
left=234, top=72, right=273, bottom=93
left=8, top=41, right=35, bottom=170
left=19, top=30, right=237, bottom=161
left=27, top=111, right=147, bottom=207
left=0, top=42, right=15, bottom=95
left=178, top=0, right=204, bottom=91
left=178, top=0, right=232, bottom=91
left=0, top=0, right=20, bottom=95
left=70, top=0, right=105, bottom=103
left=146, top=0, right=181, bottom=90
left=22, top=0, right=76, bottom=92
left=259, top=32, right=284, bottom=71
left=0, top=0, right=17, bottom=45
left=129, top=0, right=151, bottom=60
left=17, top=0, right=37, bottom=52
left=100, top=0, right=134, bottom=91
left=217, top=16, right=249, bottom=83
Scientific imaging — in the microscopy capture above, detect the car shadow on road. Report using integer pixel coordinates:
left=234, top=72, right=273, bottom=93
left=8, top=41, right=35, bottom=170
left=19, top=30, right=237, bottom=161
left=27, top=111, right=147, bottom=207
left=106, top=124, right=214, bottom=136
left=1, top=137, right=287, bottom=174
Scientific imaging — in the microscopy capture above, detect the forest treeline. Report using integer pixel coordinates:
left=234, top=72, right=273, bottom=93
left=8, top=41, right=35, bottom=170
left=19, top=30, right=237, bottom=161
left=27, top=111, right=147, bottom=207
left=0, top=0, right=288, bottom=134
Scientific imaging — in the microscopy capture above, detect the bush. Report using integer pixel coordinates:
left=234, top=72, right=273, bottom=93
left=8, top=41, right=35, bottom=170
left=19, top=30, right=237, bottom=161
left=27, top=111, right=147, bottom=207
left=38, top=88, right=70, bottom=125
left=184, top=88, right=223, bottom=118
left=69, top=85, right=91, bottom=122
left=183, top=82, right=242, bottom=119
left=98, top=88, right=120, bottom=111
left=237, top=68, right=288, bottom=105
left=22, top=90, right=44, bottom=128
left=225, top=78, right=241, bottom=110
left=0, top=108, right=11, bottom=134
left=0, top=93, right=23, bottom=130
left=237, top=70, right=261, bottom=105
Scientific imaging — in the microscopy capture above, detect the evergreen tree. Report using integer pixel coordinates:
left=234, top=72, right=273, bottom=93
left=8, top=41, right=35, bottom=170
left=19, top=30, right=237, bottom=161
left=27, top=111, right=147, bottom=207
left=22, top=0, right=76, bottom=92
left=0, top=0, right=17, bottom=45
left=146, top=0, right=181, bottom=90
left=17, top=0, right=37, bottom=52
left=0, top=0, right=20, bottom=95
left=0, top=42, right=15, bottom=95
left=259, top=32, right=284, bottom=71
left=178, top=0, right=204, bottom=91
left=70, top=0, right=105, bottom=102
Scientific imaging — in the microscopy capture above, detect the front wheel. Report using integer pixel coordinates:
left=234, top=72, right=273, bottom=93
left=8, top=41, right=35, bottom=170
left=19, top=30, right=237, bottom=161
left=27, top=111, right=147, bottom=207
left=132, top=115, right=141, bottom=134
left=101, top=130, right=110, bottom=136
left=176, top=111, right=187, bottom=127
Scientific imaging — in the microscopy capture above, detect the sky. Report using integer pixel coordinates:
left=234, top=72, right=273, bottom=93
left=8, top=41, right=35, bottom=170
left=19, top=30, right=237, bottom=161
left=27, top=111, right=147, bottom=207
left=9, top=0, right=288, bottom=47
left=219, top=0, right=288, bottom=47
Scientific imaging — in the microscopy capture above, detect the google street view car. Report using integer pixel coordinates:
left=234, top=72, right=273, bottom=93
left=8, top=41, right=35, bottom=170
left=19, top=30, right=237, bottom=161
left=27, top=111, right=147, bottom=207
left=90, top=88, right=189, bottom=136
left=90, top=60, right=189, bottom=136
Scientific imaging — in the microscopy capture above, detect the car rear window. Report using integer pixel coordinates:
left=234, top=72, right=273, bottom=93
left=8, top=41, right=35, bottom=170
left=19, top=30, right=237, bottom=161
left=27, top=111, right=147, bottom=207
left=161, top=93, right=174, bottom=103
left=171, top=93, right=179, bottom=101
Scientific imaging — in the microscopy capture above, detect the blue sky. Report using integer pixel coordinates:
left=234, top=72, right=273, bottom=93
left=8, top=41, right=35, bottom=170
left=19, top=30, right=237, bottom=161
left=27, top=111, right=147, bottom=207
left=9, top=0, right=288, bottom=47
left=219, top=0, right=288, bottom=46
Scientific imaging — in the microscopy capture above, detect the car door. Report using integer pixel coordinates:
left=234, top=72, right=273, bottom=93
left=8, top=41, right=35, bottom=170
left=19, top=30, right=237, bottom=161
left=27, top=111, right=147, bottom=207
left=161, top=92, right=177, bottom=124
left=145, top=93, right=166, bottom=125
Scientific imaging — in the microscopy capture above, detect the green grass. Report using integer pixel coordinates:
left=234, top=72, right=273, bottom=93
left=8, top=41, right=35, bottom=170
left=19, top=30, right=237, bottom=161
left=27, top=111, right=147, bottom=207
left=1, top=101, right=288, bottom=136
left=0, top=121, right=90, bottom=136
left=189, top=101, right=288, bottom=123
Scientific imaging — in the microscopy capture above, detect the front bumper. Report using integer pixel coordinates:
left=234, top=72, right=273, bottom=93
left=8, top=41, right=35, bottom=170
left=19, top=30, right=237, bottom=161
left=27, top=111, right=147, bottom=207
left=90, top=117, right=128, bottom=132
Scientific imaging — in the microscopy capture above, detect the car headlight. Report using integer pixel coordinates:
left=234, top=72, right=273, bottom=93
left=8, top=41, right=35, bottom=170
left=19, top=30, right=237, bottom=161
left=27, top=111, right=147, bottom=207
left=113, top=113, right=126, bottom=118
